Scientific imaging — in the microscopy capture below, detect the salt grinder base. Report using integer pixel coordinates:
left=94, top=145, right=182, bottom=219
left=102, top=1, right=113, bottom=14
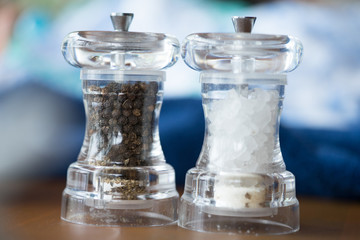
left=179, top=169, right=299, bottom=234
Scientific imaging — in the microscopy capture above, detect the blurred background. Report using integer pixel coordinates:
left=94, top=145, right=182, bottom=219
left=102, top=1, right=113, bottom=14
left=0, top=0, right=359, bottom=199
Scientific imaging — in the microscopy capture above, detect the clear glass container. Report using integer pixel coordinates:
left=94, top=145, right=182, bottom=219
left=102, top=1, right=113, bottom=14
left=179, top=24, right=303, bottom=234
left=60, top=13, right=180, bottom=226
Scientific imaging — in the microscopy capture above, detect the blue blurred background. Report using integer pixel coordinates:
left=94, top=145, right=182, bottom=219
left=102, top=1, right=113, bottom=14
left=0, top=0, right=359, bottom=199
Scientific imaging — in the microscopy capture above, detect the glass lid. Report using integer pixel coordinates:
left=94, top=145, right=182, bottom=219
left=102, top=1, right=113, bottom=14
left=62, top=13, right=179, bottom=70
left=182, top=17, right=303, bottom=73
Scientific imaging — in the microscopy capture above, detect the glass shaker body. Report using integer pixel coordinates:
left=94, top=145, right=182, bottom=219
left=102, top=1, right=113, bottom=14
left=60, top=24, right=180, bottom=226
left=179, top=33, right=303, bottom=234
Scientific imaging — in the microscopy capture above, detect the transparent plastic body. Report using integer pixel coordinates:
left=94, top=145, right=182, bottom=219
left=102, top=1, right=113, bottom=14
left=61, top=28, right=180, bottom=226
left=179, top=33, right=303, bottom=235
left=62, top=70, right=178, bottom=226
left=179, top=73, right=298, bottom=234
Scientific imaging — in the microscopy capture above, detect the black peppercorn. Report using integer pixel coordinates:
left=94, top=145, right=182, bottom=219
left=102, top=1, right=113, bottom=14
left=84, top=81, right=159, bottom=199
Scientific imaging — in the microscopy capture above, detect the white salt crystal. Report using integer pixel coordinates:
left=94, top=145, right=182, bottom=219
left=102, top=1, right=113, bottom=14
left=207, top=87, right=278, bottom=209
left=207, top=87, right=278, bottom=173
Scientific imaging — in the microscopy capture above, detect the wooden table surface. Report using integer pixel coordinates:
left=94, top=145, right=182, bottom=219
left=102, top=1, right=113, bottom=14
left=0, top=179, right=359, bottom=240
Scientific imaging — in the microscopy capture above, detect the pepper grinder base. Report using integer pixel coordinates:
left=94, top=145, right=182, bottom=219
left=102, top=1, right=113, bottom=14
left=61, top=162, right=178, bottom=226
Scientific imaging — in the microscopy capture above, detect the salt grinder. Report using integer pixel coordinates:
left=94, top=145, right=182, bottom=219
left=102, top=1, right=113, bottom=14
left=60, top=13, right=179, bottom=226
left=179, top=17, right=303, bottom=234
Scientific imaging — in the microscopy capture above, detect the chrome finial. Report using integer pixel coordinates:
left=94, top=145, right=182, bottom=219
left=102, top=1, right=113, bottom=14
left=232, top=16, right=256, bottom=33
left=110, top=13, right=134, bottom=31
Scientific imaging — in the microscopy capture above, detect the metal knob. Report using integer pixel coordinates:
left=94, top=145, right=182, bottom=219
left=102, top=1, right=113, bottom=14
left=232, top=16, right=256, bottom=33
left=110, top=13, right=134, bottom=31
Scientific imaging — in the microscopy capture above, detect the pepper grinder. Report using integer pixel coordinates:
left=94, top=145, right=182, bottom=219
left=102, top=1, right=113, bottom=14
left=60, top=13, right=179, bottom=226
left=179, top=17, right=303, bottom=234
